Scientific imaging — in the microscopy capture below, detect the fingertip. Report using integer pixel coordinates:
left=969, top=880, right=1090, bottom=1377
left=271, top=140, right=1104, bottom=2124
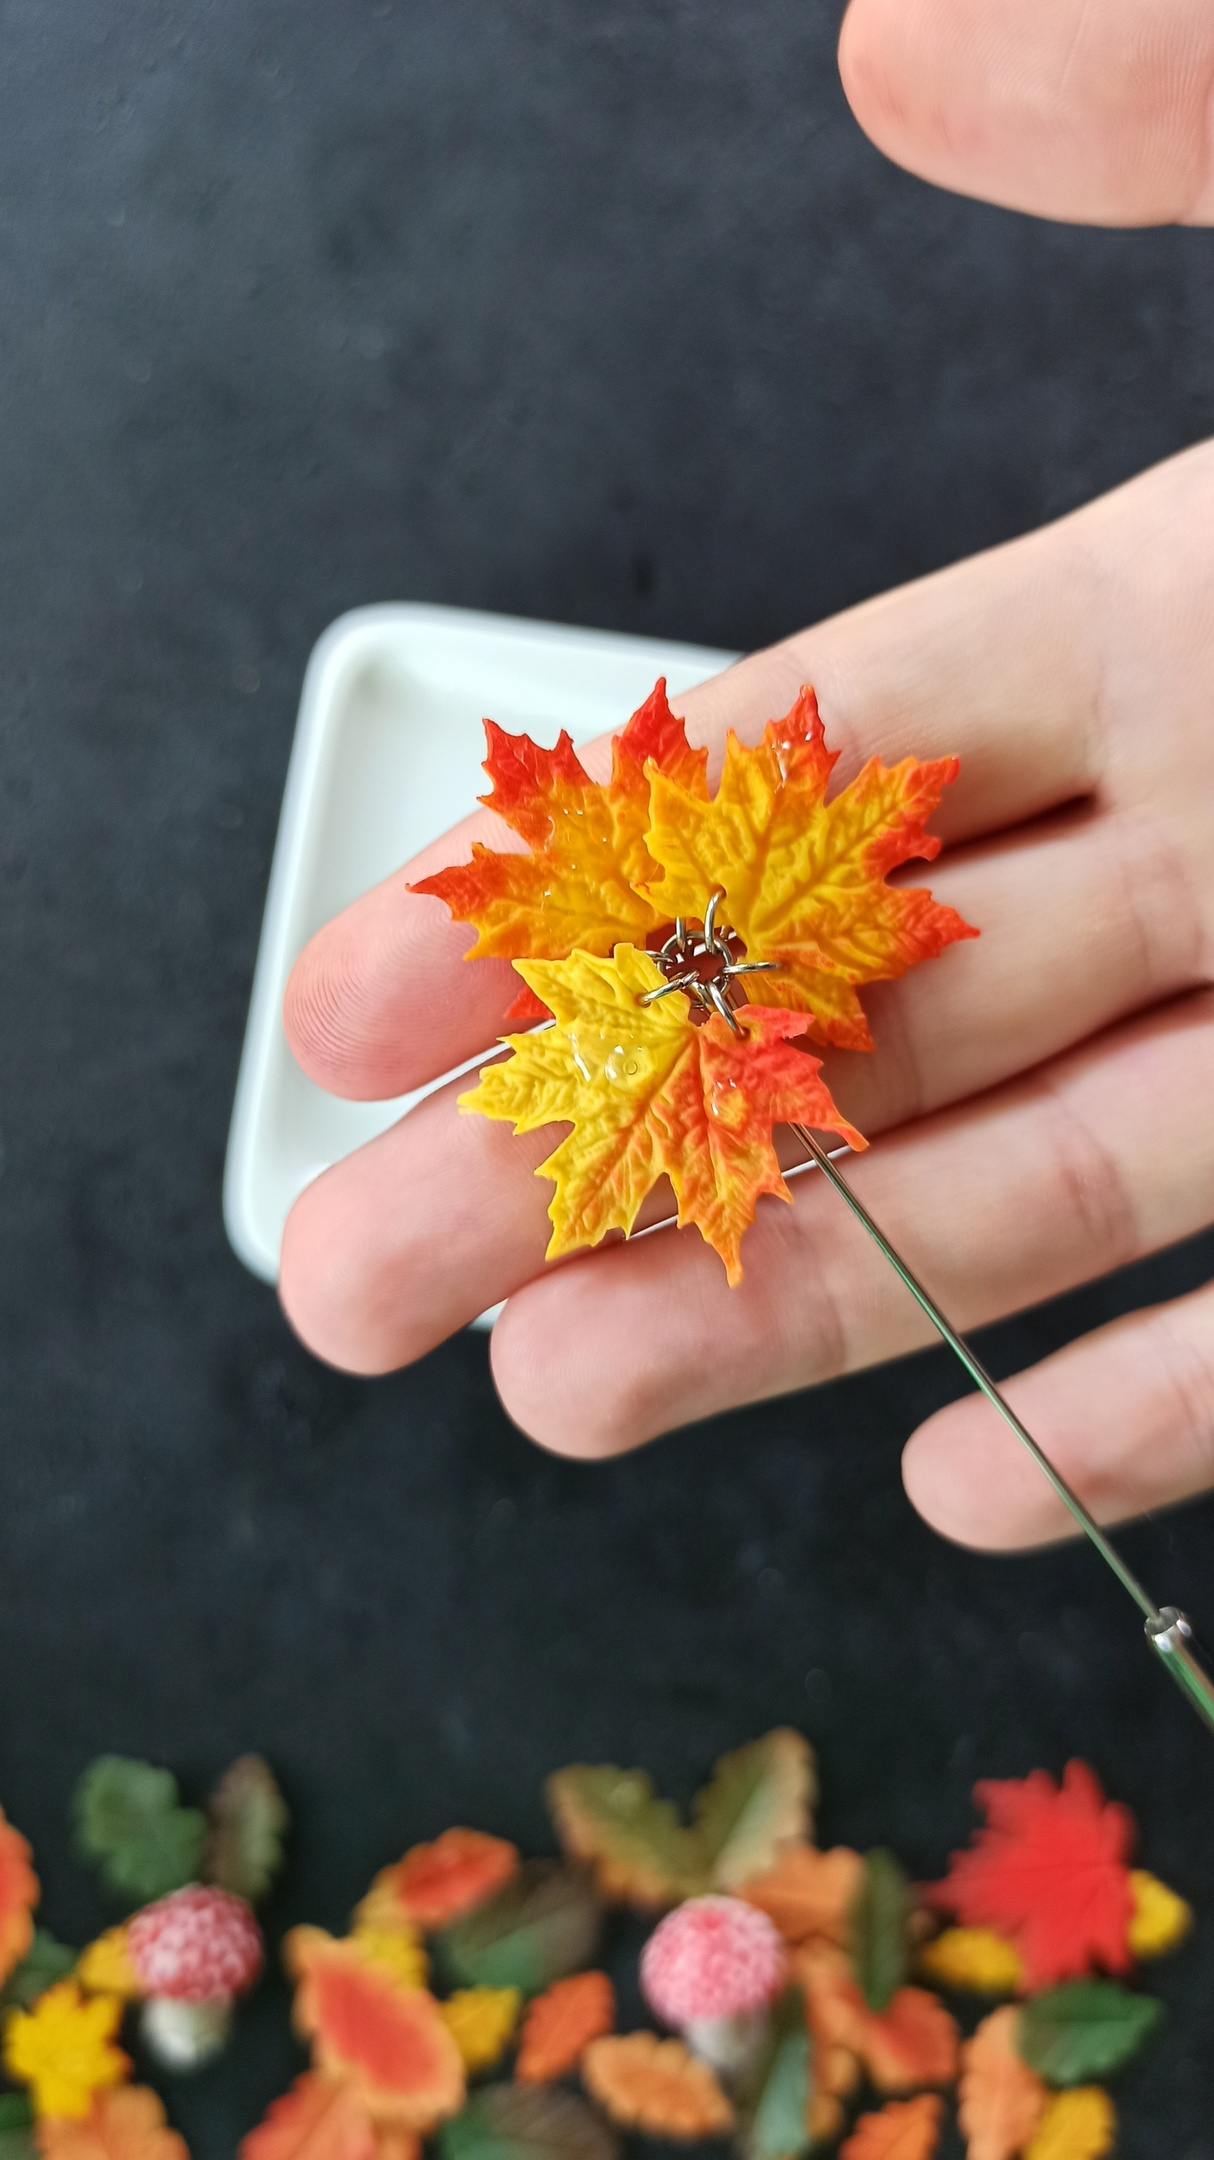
left=278, top=1168, right=404, bottom=1375
left=901, top=1396, right=1076, bottom=1551
left=490, top=1264, right=680, bottom=1461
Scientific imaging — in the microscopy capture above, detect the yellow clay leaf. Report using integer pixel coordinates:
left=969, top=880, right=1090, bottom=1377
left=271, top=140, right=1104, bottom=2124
left=1023, top=2088, right=1116, bottom=2160
left=918, top=1928, right=1023, bottom=1996
left=462, top=946, right=864, bottom=1284
left=76, top=1930, right=141, bottom=2000
left=349, top=1924, right=429, bottom=1990
left=644, top=688, right=975, bottom=1049
left=3, top=1981, right=128, bottom=2120
left=439, top=1987, right=521, bottom=2072
left=1127, top=1869, right=1192, bottom=1960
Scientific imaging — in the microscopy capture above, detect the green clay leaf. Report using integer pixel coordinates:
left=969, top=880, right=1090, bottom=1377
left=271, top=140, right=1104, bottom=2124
left=437, top=1862, right=602, bottom=1995
left=439, top=2084, right=620, bottom=2160
left=0, top=2097, right=34, bottom=2132
left=205, top=1755, right=289, bottom=1905
left=0, top=1929, right=78, bottom=2010
left=0, top=2131, right=37, bottom=2160
left=739, top=1990, right=813, bottom=2160
left=852, top=1849, right=911, bottom=2013
left=1017, top=1982, right=1165, bottom=2086
left=72, top=1755, right=207, bottom=1903
left=694, top=1730, right=817, bottom=1892
left=545, top=1764, right=706, bottom=1907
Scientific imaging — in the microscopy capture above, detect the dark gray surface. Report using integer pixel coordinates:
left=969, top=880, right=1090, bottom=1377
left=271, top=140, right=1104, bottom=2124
left=1, top=3, right=1212, bottom=2152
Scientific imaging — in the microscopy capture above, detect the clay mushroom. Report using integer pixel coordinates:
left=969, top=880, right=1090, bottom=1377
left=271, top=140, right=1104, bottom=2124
left=640, top=1894, right=786, bottom=2078
left=127, top=1884, right=263, bottom=2068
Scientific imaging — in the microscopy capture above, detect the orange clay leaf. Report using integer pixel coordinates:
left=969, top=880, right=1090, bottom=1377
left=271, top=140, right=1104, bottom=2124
left=581, top=2034, right=734, bottom=2140
left=462, top=948, right=865, bottom=1285
left=793, top=1947, right=957, bottom=2096
left=740, top=1844, right=865, bottom=1948
left=238, top=2073, right=384, bottom=2160
left=644, top=687, right=976, bottom=1050
left=286, top=1930, right=464, bottom=2130
left=859, top=1989, right=960, bottom=2095
left=0, top=1807, right=39, bottom=1987
left=516, top=1973, right=615, bottom=2084
left=929, top=1764, right=1135, bottom=1990
left=409, top=681, right=708, bottom=991
left=958, top=2009, right=1048, bottom=2160
left=35, top=2086, right=188, bottom=2160
left=839, top=2095, right=944, bottom=2160
left=359, top=1832, right=519, bottom=1934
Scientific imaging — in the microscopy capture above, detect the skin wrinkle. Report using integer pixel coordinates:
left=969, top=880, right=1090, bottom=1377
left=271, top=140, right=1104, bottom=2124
left=1155, top=1303, right=1214, bottom=1490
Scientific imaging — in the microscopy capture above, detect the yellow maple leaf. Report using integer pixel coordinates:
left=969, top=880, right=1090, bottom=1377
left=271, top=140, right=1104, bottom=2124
left=3, top=1982, right=128, bottom=2120
left=75, top=1929, right=141, bottom=2000
left=462, top=946, right=865, bottom=1283
left=1023, top=2087, right=1116, bottom=2160
left=918, top=1927, right=1023, bottom=1995
left=438, top=1987, right=520, bottom=2072
left=1127, top=1869, right=1192, bottom=1959
left=644, top=688, right=976, bottom=1048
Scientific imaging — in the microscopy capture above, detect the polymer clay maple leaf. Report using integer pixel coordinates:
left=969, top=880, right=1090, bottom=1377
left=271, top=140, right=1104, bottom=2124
left=411, top=681, right=708, bottom=1020
left=929, top=1763, right=1135, bottom=1990
left=644, top=687, right=975, bottom=1048
left=461, top=946, right=864, bottom=1284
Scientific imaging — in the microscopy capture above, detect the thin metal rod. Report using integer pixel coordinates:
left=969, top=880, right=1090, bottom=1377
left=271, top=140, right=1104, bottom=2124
left=789, top=1123, right=1161, bottom=1622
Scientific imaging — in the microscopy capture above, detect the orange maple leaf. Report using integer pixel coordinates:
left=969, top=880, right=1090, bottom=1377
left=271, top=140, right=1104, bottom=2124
left=929, top=1763, right=1135, bottom=1989
left=738, top=1843, right=864, bottom=1947
left=285, top=1931, right=464, bottom=2130
left=0, top=1805, right=38, bottom=1985
left=840, top=2094, right=944, bottom=2160
left=410, top=681, right=708, bottom=1018
left=463, top=947, right=865, bottom=1282
left=35, top=2086, right=188, bottom=2160
left=356, top=1829, right=519, bottom=1933
left=958, top=2008, right=1048, bottom=2160
left=644, top=688, right=975, bottom=1049
left=238, top=2072, right=415, bottom=2160
left=516, top=1971, right=615, bottom=2083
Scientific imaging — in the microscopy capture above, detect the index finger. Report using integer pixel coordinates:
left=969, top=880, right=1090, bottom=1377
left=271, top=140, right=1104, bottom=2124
left=284, top=484, right=1103, bottom=1102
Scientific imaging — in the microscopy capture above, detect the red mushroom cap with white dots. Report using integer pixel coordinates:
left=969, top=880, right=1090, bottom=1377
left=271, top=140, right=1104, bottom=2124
left=128, top=1886, right=264, bottom=2004
left=640, top=1895, right=786, bottom=2024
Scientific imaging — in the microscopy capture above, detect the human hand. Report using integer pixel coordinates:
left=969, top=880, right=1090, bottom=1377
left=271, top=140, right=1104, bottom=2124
left=280, top=442, right=1214, bottom=1551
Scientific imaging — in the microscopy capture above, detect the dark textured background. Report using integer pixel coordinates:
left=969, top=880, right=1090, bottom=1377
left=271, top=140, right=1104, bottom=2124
left=1, top=2, right=1213, bottom=2152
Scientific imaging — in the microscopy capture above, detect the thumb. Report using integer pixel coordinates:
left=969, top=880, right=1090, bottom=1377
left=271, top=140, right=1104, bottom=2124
left=838, top=0, right=1214, bottom=226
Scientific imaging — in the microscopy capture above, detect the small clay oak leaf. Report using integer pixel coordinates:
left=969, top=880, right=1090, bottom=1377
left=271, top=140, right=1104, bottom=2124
left=839, top=2095, right=943, bottom=2160
left=462, top=947, right=864, bottom=1284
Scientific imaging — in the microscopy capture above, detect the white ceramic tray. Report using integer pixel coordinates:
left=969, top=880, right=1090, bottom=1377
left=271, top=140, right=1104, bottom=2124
left=224, top=603, right=735, bottom=1291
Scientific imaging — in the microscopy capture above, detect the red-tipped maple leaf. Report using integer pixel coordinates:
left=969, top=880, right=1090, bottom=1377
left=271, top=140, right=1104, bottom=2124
left=928, top=1762, right=1135, bottom=1989
left=462, top=948, right=865, bottom=1283
left=410, top=680, right=708, bottom=1019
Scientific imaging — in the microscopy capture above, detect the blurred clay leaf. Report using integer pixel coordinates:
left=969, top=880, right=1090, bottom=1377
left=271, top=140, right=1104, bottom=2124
left=438, top=2083, right=620, bottom=2160
left=206, top=1755, right=289, bottom=1905
left=852, top=1851, right=911, bottom=2013
left=694, top=1731, right=816, bottom=1892
left=438, top=1863, right=601, bottom=1994
left=0, top=2096, right=35, bottom=2160
left=72, top=1757, right=207, bottom=1903
left=738, top=1990, right=812, bottom=2160
left=546, top=1766, right=704, bottom=1908
left=1017, top=1983, right=1164, bottom=2086
left=0, top=1930, right=78, bottom=2010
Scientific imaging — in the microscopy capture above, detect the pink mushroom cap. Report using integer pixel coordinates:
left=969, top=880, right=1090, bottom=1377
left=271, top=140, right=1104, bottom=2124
left=127, top=1885, right=264, bottom=2003
left=640, top=1895, right=786, bottom=2024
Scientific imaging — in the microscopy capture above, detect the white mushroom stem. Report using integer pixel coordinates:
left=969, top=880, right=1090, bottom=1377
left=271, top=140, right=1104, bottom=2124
left=140, top=1995, right=233, bottom=2070
left=682, top=2006, right=772, bottom=2081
